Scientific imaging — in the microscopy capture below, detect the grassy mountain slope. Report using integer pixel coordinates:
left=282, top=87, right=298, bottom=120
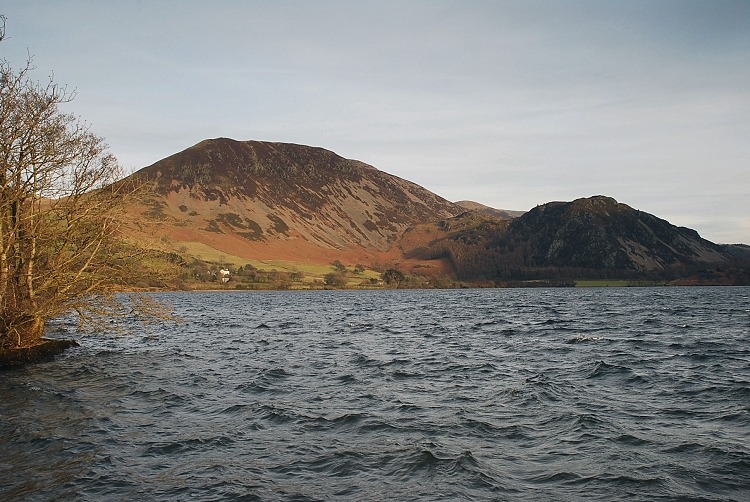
left=122, top=138, right=463, bottom=269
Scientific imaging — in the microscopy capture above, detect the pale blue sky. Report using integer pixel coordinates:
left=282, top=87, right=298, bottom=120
left=3, top=1, right=749, bottom=243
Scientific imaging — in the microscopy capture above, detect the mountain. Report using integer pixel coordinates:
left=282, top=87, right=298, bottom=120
left=126, top=138, right=463, bottom=265
left=404, top=196, right=742, bottom=282
left=120, top=140, right=747, bottom=286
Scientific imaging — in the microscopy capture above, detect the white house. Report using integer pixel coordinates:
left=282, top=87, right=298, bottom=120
left=219, top=269, right=231, bottom=283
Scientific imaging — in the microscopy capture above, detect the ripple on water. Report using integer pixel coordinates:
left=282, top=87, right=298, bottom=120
left=2, top=287, right=749, bottom=501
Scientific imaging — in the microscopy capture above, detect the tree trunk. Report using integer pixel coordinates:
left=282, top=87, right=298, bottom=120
left=14, top=314, right=45, bottom=348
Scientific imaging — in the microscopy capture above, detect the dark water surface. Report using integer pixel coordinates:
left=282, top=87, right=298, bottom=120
left=2, top=287, right=749, bottom=501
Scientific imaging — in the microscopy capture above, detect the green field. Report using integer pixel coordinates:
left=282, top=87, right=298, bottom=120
left=171, top=240, right=385, bottom=288
left=574, top=279, right=667, bottom=287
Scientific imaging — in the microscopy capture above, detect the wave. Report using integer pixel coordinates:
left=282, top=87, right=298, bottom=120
left=567, top=334, right=604, bottom=344
left=587, top=360, right=633, bottom=379
left=4, top=286, right=749, bottom=501
left=144, top=435, right=235, bottom=456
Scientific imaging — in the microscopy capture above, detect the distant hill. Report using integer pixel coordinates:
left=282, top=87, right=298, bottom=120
left=404, top=196, right=745, bottom=282
left=455, top=200, right=524, bottom=220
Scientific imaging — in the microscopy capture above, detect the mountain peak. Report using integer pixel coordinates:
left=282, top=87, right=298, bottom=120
left=139, top=138, right=373, bottom=188
left=130, top=138, right=462, bottom=255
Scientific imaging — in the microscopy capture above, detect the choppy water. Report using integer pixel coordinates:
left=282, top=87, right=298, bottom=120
left=1, top=287, right=749, bottom=501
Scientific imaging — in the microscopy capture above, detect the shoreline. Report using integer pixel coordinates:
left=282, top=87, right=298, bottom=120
left=0, top=339, right=79, bottom=370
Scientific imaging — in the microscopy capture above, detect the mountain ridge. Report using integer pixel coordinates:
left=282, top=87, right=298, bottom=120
left=119, top=138, right=748, bottom=286
left=455, top=200, right=524, bottom=220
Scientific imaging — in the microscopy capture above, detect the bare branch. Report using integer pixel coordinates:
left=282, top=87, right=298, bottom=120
left=1, top=21, right=166, bottom=348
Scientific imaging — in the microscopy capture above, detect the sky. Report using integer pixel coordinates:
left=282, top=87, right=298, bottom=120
left=2, top=0, right=749, bottom=243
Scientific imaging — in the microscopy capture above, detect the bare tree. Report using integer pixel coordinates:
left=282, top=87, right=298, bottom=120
left=1, top=26, right=163, bottom=349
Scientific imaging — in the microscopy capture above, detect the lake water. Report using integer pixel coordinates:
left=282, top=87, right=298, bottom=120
left=1, top=287, right=749, bottom=501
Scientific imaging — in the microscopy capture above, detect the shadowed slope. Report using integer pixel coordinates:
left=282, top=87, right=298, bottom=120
left=403, top=196, right=737, bottom=281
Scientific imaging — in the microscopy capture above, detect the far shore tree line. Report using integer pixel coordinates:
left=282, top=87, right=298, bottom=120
left=166, top=257, right=400, bottom=290
left=144, top=253, right=479, bottom=291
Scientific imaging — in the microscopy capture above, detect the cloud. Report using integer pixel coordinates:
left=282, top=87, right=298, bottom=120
left=3, top=0, right=748, bottom=242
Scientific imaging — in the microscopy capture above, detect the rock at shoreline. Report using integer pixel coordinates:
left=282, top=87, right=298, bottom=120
left=0, top=339, right=79, bottom=369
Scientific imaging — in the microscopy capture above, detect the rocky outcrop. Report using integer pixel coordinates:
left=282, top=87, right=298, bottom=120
left=407, top=196, right=736, bottom=281
left=508, top=196, right=728, bottom=272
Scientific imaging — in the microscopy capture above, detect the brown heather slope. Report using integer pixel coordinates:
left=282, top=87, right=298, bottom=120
left=123, top=138, right=464, bottom=267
